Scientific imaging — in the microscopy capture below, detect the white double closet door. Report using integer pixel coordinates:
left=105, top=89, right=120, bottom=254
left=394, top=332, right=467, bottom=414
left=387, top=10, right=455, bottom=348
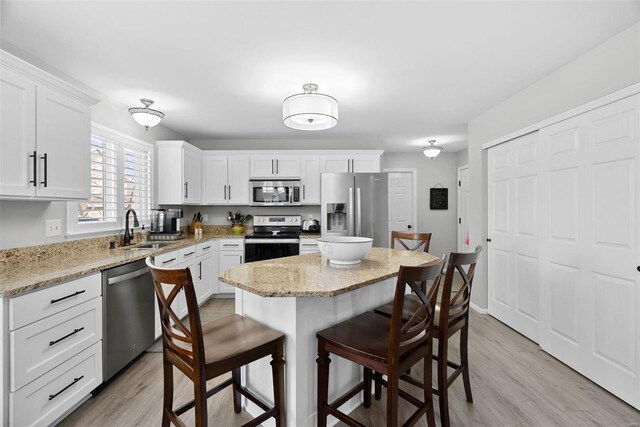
left=488, top=94, right=640, bottom=409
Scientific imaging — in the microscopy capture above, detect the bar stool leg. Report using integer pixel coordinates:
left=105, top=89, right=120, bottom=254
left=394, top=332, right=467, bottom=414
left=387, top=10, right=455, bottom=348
left=363, top=368, right=373, bottom=408
left=161, top=358, right=173, bottom=427
left=424, top=347, right=436, bottom=427
left=232, top=368, right=242, bottom=413
left=386, top=372, right=399, bottom=427
left=194, top=378, right=207, bottom=427
left=316, top=341, right=331, bottom=427
left=460, top=324, right=473, bottom=403
left=437, top=337, right=450, bottom=427
left=374, top=372, right=382, bottom=400
left=271, top=339, right=286, bottom=427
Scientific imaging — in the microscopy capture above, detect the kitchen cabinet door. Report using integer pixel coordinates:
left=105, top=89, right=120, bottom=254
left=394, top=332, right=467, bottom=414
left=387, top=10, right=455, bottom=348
left=35, top=85, right=91, bottom=199
left=218, top=252, right=241, bottom=293
left=204, top=156, right=228, bottom=204
left=0, top=68, right=36, bottom=198
left=300, top=156, right=320, bottom=204
left=351, top=155, right=381, bottom=173
left=320, top=155, right=350, bottom=173
left=227, top=156, right=250, bottom=204
left=275, top=155, right=300, bottom=178
left=183, top=148, right=202, bottom=204
left=250, top=156, right=276, bottom=178
left=194, top=254, right=214, bottom=304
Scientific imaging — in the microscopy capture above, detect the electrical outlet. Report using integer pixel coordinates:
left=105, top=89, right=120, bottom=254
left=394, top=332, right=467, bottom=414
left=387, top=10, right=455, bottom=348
left=202, top=214, right=208, bottom=222
left=45, top=219, right=62, bottom=237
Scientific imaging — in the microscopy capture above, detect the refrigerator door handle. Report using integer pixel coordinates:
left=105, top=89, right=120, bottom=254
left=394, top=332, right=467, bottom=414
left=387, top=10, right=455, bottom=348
left=355, top=187, right=362, bottom=236
left=348, top=187, right=355, bottom=236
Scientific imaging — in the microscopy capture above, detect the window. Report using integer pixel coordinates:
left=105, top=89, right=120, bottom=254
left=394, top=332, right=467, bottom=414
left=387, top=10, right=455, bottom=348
left=67, top=124, right=153, bottom=235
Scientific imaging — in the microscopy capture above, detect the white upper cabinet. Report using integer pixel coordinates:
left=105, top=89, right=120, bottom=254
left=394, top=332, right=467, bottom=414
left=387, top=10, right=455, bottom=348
left=0, top=51, right=96, bottom=200
left=320, top=152, right=382, bottom=174
left=157, top=141, right=203, bottom=205
left=300, top=156, right=320, bottom=204
left=203, top=154, right=250, bottom=205
left=250, top=155, right=300, bottom=178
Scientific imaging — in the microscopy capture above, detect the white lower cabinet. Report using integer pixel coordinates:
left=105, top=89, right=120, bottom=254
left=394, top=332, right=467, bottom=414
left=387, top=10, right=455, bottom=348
left=299, top=237, right=320, bottom=254
left=10, top=341, right=102, bottom=427
left=4, top=273, right=103, bottom=426
left=218, top=239, right=244, bottom=294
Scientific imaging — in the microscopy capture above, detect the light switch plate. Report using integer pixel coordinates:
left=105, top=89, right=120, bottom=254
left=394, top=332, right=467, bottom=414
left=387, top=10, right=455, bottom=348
left=45, top=219, right=62, bottom=237
left=203, top=214, right=208, bottom=222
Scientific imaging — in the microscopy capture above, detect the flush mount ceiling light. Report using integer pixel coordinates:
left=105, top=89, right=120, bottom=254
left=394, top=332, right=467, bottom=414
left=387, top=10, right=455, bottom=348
left=283, top=83, right=338, bottom=131
left=423, top=140, right=443, bottom=158
left=128, top=98, right=165, bottom=130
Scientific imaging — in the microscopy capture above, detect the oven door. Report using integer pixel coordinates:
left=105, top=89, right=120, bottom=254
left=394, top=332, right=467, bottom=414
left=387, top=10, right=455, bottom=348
left=244, top=239, right=300, bottom=263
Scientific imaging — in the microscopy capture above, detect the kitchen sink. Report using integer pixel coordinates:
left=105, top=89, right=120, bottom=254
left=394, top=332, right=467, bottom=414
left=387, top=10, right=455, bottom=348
left=125, top=242, right=171, bottom=251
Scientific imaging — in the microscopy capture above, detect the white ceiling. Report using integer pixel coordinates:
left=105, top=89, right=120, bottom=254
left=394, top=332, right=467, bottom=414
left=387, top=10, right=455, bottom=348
left=2, top=1, right=639, bottom=153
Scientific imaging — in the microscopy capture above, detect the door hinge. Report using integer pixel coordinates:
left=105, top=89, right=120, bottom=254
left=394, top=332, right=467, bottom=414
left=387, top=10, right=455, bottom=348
left=458, top=180, right=461, bottom=186
left=459, top=218, right=461, bottom=224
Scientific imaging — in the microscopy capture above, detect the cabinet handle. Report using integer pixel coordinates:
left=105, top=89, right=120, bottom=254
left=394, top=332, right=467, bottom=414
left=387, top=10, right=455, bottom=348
left=303, top=184, right=306, bottom=200
left=184, top=182, right=188, bottom=199
left=224, top=184, right=227, bottom=200
left=29, top=151, right=37, bottom=187
left=276, top=159, right=279, bottom=174
left=198, top=261, right=202, bottom=280
left=49, top=376, right=84, bottom=401
left=203, top=246, right=211, bottom=250
left=50, top=290, right=86, bottom=304
left=223, top=244, right=240, bottom=247
left=240, top=255, right=243, bottom=263
left=49, top=327, right=84, bottom=346
left=162, top=258, right=177, bottom=264
left=272, top=159, right=274, bottom=175
left=228, top=185, right=231, bottom=200
left=40, top=153, right=48, bottom=187
left=184, top=251, right=195, bottom=257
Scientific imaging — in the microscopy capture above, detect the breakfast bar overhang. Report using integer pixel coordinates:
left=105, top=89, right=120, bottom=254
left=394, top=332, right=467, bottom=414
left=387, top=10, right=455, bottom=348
left=219, top=248, right=438, bottom=427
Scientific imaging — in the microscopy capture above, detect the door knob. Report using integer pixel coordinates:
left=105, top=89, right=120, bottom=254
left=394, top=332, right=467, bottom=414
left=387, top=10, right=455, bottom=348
left=637, top=266, right=640, bottom=273
left=407, top=225, right=412, bottom=229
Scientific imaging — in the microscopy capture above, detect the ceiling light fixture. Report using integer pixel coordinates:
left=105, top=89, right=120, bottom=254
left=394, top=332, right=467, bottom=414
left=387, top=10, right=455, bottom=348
left=128, top=98, right=165, bottom=130
left=423, top=140, right=442, bottom=158
left=283, top=83, right=338, bottom=131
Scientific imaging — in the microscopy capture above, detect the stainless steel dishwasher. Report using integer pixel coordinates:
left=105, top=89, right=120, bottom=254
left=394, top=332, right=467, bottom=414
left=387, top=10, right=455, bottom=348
left=102, top=259, right=155, bottom=381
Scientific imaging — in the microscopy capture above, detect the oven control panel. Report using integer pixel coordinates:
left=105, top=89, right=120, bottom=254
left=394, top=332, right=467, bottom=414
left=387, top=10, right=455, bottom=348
left=253, top=215, right=301, bottom=226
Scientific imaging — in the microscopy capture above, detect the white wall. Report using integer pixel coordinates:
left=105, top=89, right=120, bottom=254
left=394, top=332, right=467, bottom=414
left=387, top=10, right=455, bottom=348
left=382, top=152, right=459, bottom=257
left=456, top=149, right=468, bottom=168
left=467, top=22, right=640, bottom=309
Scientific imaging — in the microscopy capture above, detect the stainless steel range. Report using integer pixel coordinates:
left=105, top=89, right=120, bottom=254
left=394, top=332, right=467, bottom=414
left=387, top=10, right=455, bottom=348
left=244, top=215, right=301, bottom=262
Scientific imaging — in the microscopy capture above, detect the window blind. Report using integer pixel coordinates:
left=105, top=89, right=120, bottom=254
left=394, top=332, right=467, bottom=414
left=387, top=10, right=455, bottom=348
left=123, top=141, right=152, bottom=224
left=78, top=136, right=119, bottom=223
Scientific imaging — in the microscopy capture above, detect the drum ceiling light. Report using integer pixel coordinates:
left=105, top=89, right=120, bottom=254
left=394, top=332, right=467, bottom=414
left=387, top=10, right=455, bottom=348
left=423, top=140, right=443, bottom=158
left=283, top=83, right=338, bottom=131
left=129, top=98, right=165, bottom=130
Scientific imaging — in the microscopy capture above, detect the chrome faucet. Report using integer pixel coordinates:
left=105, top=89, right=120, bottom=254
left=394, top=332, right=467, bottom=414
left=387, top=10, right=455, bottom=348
left=123, top=209, right=139, bottom=246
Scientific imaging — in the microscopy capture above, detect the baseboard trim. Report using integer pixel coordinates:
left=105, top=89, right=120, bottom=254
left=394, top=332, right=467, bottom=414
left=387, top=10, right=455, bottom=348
left=470, top=303, right=488, bottom=314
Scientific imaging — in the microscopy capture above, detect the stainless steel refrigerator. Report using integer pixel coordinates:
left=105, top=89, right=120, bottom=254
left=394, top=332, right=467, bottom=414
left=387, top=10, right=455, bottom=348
left=321, top=173, right=388, bottom=247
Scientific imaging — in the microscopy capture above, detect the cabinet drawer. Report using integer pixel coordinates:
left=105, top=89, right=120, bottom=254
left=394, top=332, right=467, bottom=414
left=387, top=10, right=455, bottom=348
left=178, top=246, right=198, bottom=264
left=154, top=250, right=179, bottom=268
left=9, top=273, right=101, bottom=331
left=10, top=297, right=102, bottom=391
left=10, top=341, right=102, bottom=427
left=196, top=240, right=215, bottom=256
left=219, top=239, right=244, bottom=251
left=300, top=239, right=319, bottom=253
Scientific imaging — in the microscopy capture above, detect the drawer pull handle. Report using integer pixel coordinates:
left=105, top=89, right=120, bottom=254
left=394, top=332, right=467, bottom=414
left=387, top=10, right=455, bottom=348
left=49, top=375, right=84, bottom=401
left=50, top=327, right=85, bottom=346
left=202, top=246, right=212, bottom=250
left=184, top=251, right=195, bottom=257
left=223, top=244, right=239, bottom=247
left=50, top=290, right=86, bottom=304
left=162, top=258, right=177, bottom=265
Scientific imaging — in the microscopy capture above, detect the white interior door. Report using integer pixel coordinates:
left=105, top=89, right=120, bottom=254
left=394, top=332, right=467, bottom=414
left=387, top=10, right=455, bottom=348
left=457, top=166, right=470, bottom=251
left=487, top=132, right=540, bottom=342
left=387, top=171, right=415, bottom=245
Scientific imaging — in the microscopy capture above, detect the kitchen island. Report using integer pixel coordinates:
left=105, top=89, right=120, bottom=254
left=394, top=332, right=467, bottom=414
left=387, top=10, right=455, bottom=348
left=219, top=247, right=438, bottom=427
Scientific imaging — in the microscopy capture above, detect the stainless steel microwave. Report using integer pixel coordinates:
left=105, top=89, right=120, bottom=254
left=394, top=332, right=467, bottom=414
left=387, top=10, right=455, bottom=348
left=250, top=179, right=301, bottom=206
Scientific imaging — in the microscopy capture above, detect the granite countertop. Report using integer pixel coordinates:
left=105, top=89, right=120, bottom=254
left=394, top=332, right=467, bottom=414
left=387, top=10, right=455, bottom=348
left=0, top=231, right=245, bottom=298
left=219, top=247, right=439, bottom=297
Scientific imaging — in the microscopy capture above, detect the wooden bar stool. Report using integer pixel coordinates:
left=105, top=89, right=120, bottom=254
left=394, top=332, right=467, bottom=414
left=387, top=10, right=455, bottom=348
left=145, top=257, right=286, bottom=427
left=391, top=231, right=432, bottom=253
left=316, top=256, right=445, bottom=427
left=373, top=246, right=482, bottom=427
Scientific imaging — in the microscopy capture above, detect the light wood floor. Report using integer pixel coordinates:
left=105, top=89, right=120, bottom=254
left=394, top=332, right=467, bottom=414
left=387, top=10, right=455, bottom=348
left=60, top=298, right=639, bottom=426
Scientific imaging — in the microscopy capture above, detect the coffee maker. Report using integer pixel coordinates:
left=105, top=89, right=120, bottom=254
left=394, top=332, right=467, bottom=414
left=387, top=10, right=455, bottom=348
left=150, top=208, right=184, bottom=240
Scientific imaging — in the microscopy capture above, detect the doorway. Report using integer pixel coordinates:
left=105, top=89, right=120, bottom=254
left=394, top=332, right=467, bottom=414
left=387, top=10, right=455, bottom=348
left=385, top=169, right=417, bottom=246
left=457, top=165, right=470, bottom=251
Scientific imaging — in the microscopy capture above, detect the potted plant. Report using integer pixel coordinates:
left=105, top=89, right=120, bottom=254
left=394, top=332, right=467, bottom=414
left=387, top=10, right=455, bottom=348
left=227, top=211, right=253, bottom=235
